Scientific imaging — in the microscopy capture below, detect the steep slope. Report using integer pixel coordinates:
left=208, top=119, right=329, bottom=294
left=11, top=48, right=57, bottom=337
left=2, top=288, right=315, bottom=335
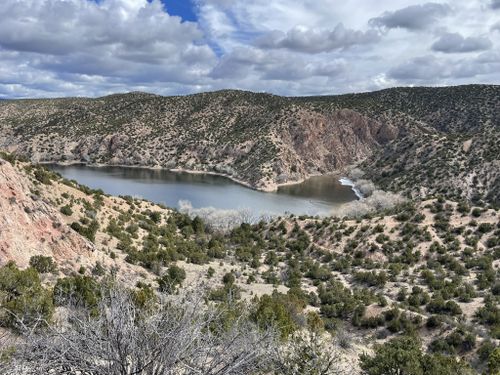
left=0, top=85, right=498, bottom=203
left=0, top=158, right=94, bottom=269
left=1, top=154, right=499, bottom=373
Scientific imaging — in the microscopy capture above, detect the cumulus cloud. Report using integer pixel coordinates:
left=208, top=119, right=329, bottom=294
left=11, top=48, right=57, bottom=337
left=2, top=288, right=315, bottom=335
left=431, top=33, right=492, bottom=53
left=369, top=2, right=451, bottom=31
left=210, top=47, right=347, bottom=81
left=389, top=53, right=500, bottom=82
left=0, top=0, right=205, bottom=57
left=255, top=24, right=380, bottom=54
left=389, top=55, right=449, bottom=81
left=0, top=0, right=499, bottom=98
left=491, top=0, right=500, bottom=9
left=0, top=0, right=216, bottom=97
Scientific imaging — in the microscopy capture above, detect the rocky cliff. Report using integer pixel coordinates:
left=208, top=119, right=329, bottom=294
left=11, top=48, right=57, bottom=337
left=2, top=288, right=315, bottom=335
left=0, top=159, right=94, bottom=269
left=0, top=85, right=498, bottom=204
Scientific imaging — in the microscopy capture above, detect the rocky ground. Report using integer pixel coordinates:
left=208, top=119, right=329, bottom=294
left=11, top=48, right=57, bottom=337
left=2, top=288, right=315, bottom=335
left=0, top=85, right=498, bottom=204
left=0, top=154, right=498, bottom=373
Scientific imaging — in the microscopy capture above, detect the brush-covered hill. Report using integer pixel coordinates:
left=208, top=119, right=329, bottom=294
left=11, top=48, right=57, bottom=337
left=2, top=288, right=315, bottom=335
left=0, top=154, right=499, bottom=374
left=0, top=85, right=498, bottom=205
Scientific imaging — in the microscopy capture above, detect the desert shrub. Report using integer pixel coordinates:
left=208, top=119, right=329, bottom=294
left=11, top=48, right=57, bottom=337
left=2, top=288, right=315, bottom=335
left=0, top=151, right=16, bottom=163
left=426, top=296, right=462, bottom=316
left=60, top=204, right=73, bottom=216
left=29, top=255, right=57, bottom=274
left=456, top=201, right=470, bottom=214
left=471, top=207, right=482, bottom=218
left=71, top=219, right=99, bottom=242
left=475, top=296, right=500, bottom=338
left=0, top=262, right=54, bottom=330
left=54, top=275, right=101, bottom=310
left=92, top=261, right=106, bottom=276
left=131, top=283, right=158, bottom=311
left=34, top=168, right=54, bottom=185
left=489, top=347, right=500, bottom=374
left=360, top=335, right=474, bottom=375
left=383, top=307, right=422, bottom=334
left=251, top=292, right=305, bottom=339
left=157, top=265, right=186, bottom=294
left=429, top=328, right=476, bottom=354
left=6, top=287, right=277, bottom=375
left=353, top=270, right=387, bottom=287
left=148, top=211, right=162, bottom=224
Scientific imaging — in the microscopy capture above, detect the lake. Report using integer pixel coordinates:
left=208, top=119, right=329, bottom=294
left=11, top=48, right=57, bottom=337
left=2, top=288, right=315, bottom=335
left=47, top=164, right=357, bottom=217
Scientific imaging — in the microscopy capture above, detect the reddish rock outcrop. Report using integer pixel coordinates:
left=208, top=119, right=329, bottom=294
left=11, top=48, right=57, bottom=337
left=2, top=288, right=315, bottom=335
left=0, top=160, right=95, bottom=268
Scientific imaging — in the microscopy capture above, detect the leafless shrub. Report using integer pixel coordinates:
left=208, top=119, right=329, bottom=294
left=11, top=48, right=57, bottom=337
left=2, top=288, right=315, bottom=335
left=8, top=287, right=278, bottom=375
left=354, top=179, right=375, bottom=197
left=336, top=190, right=405, bottom=218
left=178, top=200, right=274, bottom=230
left=334, top=328, right=352, bottom=350
left=348, top=167, right=365, bottom=180
left=0, top=329, right=20, bottom=374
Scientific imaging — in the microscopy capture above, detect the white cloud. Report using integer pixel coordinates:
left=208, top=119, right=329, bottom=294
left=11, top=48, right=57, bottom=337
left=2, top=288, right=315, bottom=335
left=255, top=24, right=380, bottom=54
left=369, top=3, right=451, bottom=31
left=0, top=0, right=216, bottom=97
left=389, top=53, right=500, bottom=83
left=431, top=32, right=492, bottom=53
left=0, top=0, right=498, bottom=98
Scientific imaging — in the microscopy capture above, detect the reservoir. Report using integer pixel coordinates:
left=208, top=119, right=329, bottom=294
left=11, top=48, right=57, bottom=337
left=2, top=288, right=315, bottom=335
left=48, top=164, right=357, bottom=217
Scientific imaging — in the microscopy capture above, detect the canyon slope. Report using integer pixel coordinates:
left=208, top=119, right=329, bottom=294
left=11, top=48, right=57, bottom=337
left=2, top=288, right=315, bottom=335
left=0, top=85, right=498, bottom=204
left=0, top=154, right=499, bottom=374
left=0, top=158, right=94, bottom=270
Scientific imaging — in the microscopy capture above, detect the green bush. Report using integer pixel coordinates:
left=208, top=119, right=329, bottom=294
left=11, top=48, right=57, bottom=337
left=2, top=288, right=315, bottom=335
left=157, top=265, right=186, bottom=293
left=34, top=168, right=54, bottom=185
left=29, top=255, right=57, bottom=274
left=60, top=205, right=73, bottom=216
left=250, top=292, right=304, bottom=339
left=489, top=347, right=500, bottom=374
left=53, top=275, right=101, bottom=309
left=0, top=262, right=54, bottom=330
left=360, top=335, right=474, bottom=375
left=71, top=219, right=99, bottom=242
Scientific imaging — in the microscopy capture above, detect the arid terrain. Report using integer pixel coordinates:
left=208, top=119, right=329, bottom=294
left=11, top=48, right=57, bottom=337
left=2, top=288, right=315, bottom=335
left=1, top=85, right=498, bottom=205
left=0, top=85, right=499, bottom=375
left=0, top=151, right=498, bottom=373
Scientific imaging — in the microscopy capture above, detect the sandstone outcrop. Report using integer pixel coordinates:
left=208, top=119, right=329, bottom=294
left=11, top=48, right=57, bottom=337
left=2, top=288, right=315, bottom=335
left=0, top=160, right=94, bottom=268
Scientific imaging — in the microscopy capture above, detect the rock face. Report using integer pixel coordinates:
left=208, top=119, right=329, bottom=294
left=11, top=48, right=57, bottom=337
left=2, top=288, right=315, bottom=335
left=0, top=85, right=498, bottom=203
left=0, top=160, right=94, bottom=268
left=276, top=108, right=397, bottom=176
left=0, top=91, right=399, bottom=191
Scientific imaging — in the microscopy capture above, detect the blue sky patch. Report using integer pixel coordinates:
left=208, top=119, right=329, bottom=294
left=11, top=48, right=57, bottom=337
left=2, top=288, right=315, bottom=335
left=160, top=0, right=198, bottom=22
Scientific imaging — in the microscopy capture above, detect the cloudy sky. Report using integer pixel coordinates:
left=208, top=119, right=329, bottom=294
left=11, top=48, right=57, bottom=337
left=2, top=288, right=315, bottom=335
left=0, top=0, right=498, bottom=98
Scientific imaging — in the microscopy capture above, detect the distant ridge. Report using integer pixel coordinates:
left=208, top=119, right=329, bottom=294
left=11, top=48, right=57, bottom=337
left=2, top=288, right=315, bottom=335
left=0, top=84, right=498, bottom=205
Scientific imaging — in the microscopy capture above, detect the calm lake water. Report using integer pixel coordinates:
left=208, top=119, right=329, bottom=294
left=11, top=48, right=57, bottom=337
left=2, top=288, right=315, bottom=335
left=48, top=164, right=357, bottom=216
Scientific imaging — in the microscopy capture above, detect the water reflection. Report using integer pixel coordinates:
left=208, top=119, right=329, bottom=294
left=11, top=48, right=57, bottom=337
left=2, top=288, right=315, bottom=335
left=48, top=164, right=357, bottom=217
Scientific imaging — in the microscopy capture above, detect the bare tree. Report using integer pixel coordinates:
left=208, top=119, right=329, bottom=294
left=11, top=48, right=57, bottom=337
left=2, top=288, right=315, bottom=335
left=8, top=287, right=277, bottom=375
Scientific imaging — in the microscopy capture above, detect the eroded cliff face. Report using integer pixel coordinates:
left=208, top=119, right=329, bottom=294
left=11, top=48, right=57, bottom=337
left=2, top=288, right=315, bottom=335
left=0, top=160, right=95, bottom=268
left=0, top=85, right=498, bottom=202
left=274, top=109, right=398, bottom=181
left=0, top=100, right=398, bottom=191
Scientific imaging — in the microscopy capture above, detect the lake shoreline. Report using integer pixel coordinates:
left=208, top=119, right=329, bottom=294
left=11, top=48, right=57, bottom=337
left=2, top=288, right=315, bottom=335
left=40, top=160, right=353, bottom=197
left=44, top=161, right=360, bottom=216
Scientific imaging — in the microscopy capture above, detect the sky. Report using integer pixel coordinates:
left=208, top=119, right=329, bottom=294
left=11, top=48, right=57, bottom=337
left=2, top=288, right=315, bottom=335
left=0, top=0, right=498, bottom=98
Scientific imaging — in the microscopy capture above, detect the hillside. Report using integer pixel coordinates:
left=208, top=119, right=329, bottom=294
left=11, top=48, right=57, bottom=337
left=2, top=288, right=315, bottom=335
left=0, top=85, right=498, bottom=205
left=0, top=154, right=498, bottom=373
